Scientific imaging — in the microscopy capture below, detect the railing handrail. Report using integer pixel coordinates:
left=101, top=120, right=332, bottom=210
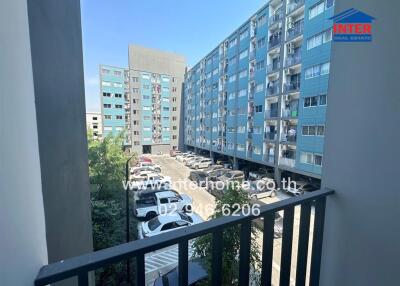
left=35, top=188, right=334, bottom=286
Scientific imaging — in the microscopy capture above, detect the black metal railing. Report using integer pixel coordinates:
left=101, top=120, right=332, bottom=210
left=284, top=81, right=301, bottom=92
left=285, top=54, right=301, bottom=67
left=267, top=62, right=281, bottom=74
left=35, top=189, right=334, bottom=286
left=287, top=21, right=304, bottom=40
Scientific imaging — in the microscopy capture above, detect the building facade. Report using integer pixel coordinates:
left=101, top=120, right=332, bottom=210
left=86, top=111, right=103, bottom=139
left=184, top=0, right=334, bottom=180
left=127, top=45, right=186, bottom=155
left=99, top=65, right=127, bottom=137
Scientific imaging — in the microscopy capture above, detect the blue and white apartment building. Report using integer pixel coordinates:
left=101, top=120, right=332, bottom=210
left=184, top=0, right=335, bottom=180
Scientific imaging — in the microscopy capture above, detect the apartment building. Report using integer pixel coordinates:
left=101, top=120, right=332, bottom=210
left=99, top=64, right=127, bottom=137
left=184, top=0, right=334, bottom=180
left=127, top=45, right=186, bottom=155
left=86, top=111, right=103, bottom=139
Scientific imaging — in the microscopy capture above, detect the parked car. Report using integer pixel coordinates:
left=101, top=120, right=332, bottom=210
left=207, top=170, right=245, bottom=197
left=134, top=191, right=193, bottom=220
left=139, top=155, right=152, bottom=163
left=285, top=180, right=319, bottom=196
left=153, top=259, right=208, bottom=286
left=169, top=150, right=182, bottom=157
left=189, top=171, right=208, bottom=187
left=207, top=168, right=230, bottom=180
left=178, top=154, right=195, bottom=163
left=185, top=156, right=203, bottom=167
left=191, top=158, right=213, bottom=169
left=255, top=212, right=284, bottom=238
left=139, top=212, right=203, bottom=239
left=204, top=164, right=223, bottom=173
left=131, top=173, right=171, bottom=190
left=246, top=177, right=276, bottom=199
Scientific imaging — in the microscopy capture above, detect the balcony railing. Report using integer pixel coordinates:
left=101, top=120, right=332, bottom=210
left=35, top=189, right=334, bottom=286
left=282, top=108, right=298, bottom=118
left=279, top=157, right=296, bottom=168
left=267, top=62, right=281, bottom=74
left=267, top=84, right=280, bottom=96
left=285, top=54, right=301, bottom=67
left=268, top=36, right=282, bottom=49
left=269, top=12, right=283, bottom=26
left=265, top=109, right=279, bottom=118
left=287, top=0, right=305, bottom=14
left=287, top=21, right=304, bottom=40
left=265, top=131, right=278, bottom=140
left=284, top=81, right=301, bottom=92
left=281, top=133, right=297, bottom=143
left=264, top=154, right=275, bottom=163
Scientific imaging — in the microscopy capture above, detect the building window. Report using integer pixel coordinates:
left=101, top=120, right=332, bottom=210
left=213, top=68, right=219, bottom=76
left=102, top=81, right=111, bottom=87
left=172, top=107, right=177, bottom=111
left=114, top=83, right=123, bottom=88
left=254, top=126, right=262, bottom=134
left=104, top=127, right=112, bottom=131
left=239, top=29, right=249, bottom=41
left=103, top=104, right=111, bottom=108
left=228, top=74, right=236, bottom=83
left=238, top=89, right=247, bottom=97
left=143, top=85, right=150, bottom=89
left=255, top=105, right=263, bottom=113
left=309, top=1, right=325, bottom=19
left=141, top=74, right=150, bottom=80
left=104, top=115, right=111, bottom=119
left=302, top=125, right=325, bottom=136
left=173, top=126, right=177, bottom=130
left=172, top=97, right=177, bottom=102
left=237, top=144, right=245, bottom=151
left=305, top=62, right=330, bottom=79
left=143, top=106, right=151, bottom=111
left=257, top=37, right=266, bottom=48
left=162, top=76, right=170, bottom=82
left=172, top=87, right=177, bottom=92
left=143, top=127, right=151, bottom=131
left=172, top=116, right=177, bottom=121
left=256, top=60, right=265, bottom=71
left=237, top=126, right=246, bottom=133
left=253, top=146, right=261, bottom=155
left=163, top=87, right=169, bottom=92
left=132, top=77, right=139, bottom=82
left=239, top=69, right=247, bottom=79
left=101, top=68, right=110, bottom=74
left=143, top=95, right=150, bottom=100
left=116, top=115, right=123, bottom=120
left=114, top=71, right=122, bottom=76
left=256, top=83, right=264, bottom=93
left=114, top=93, right=122, bottom=98
left=115, top=104, right=123, bottom=108
left=319, top=94, right=327, bottom=105
left=103, top=92, right=111, bottom=97
left=228, top=56, right=236, bottom=66
left=239, top=49, right=248, bottom=60
left=132, top=88, right=139, bottom=93
left=92, top=117, right=98, bottom=120
left=163, top=107, right=170, bottom=111
left=229, top=38, right=237, bottom=48
left=257, top=14, right=267, bottom=27
left=306, top=28, right=332, bottom=50
left=228, top=92, right=236, bottom=100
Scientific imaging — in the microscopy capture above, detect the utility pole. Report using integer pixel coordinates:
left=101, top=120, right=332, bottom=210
left=125, top=154, right=135, bottom=285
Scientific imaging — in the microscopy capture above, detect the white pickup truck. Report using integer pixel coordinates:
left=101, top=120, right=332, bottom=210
left=134, top=191, right=193, bottom=220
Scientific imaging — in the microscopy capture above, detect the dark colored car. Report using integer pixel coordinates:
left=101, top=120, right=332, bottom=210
left=153, top=260, right=207, bottom=286
left=189, top=171, right=208, bottom=187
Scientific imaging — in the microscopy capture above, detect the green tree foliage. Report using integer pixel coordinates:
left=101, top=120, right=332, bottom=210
left=192, top=184, right=261, bottom=286
left=87, top=130, right=137, bottom=285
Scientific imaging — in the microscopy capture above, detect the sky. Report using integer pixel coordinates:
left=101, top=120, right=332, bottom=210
left=81, top=0, right=266, bottom=112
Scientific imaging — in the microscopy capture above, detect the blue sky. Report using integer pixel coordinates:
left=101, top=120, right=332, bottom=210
left=82, top=0, right=266, bottom=112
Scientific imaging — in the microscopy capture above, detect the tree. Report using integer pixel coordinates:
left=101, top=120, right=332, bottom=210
left=192, top=184, right=261, bottom=285
left=87, top=130, right=137, bottom=285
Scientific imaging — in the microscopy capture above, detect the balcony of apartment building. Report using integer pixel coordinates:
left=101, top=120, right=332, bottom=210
left=286, top=18, right=304, bottom=42
left=285, top=46, right=302, bottom=68
left=279, top=145, right=297, bottom=168
left=283, top=67, right=301, bottom=93
left=264, top=123, right=278, bottom=141
left=280, top=119, right=298, bottom=144
left=268, top=30, right=282, bottom=50
left=267, top=57, right=281, bottom=75
left=266, top=79, right=281, bottom=96
left=269, top=6, right=283, bottom=27
left=281, top=94, right=299, bottom=118
left=249, top=60, right=256, bottom=80
left=219, top=41, right=228, bottom=61
left=263, top=142, right=276, bottom=163
left=265, top=98, right=279, bottom=119
left=286, top=0, right=305, bottom=15
left=248, top=81, right=256, bottom=100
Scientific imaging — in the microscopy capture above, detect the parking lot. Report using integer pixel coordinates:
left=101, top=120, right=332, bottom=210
left=145, top=154, right=315, bottom=286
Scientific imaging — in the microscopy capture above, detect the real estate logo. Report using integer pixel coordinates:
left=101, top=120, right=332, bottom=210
left=330, top=8, right=375, bottom=42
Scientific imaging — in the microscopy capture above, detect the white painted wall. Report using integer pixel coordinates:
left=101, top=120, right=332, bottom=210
left=0, top=0, right=48, bottom=285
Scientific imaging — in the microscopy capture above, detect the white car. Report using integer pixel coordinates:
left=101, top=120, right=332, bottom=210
left=177, top=154, right=193, bottom=163
left=131, top=162, right=161, bottom=173
left=139, top=212, right=203, bottom=239
left=131, top=173, right=172, bottom=190
left=191, top=158, right=213, bottom=169
left=181, top=155, right=197, bottom=164
left=185, top=156, right=203, bottom=167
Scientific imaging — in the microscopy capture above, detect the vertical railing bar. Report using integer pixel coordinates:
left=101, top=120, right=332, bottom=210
left=295, top=202, right=312, bottom=286
left=178, top=240, right=189, bottom=286
left=238, top=220, right=252, bottom=286
left=310, top=197, right=327, bottom=286
left=279, top=206, right=295, bottom=286
left=261, top=212, right=275, bottom=285
left=136, top=253, right=145, bottom=286
left=77, top=272, right=88, bottom=286
left=212, top=230, right=223, bottom=286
